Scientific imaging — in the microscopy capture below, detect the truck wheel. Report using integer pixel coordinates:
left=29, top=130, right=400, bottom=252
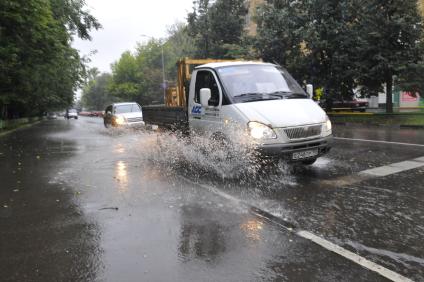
left=302, top=158, right=317, bottom=165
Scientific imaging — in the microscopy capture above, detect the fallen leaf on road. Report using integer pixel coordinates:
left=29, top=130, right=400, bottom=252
left=13, top=189, right=19, bottom=192
left=3, top=205, right=8, bottom=208
left=36, top=156, right=41, bottom=159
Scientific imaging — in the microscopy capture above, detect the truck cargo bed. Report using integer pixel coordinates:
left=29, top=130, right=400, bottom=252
left=143, top=105, right=188, bottom=130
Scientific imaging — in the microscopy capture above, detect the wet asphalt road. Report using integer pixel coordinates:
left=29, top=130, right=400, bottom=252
left=0, top=117, right=423, bottom=282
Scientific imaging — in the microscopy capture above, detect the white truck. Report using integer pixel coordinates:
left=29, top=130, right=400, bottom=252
left=143, top=59, right=332, bottom=165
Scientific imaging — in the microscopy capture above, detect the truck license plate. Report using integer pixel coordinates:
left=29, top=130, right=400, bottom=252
left=292, top=149, right=318, bottom=160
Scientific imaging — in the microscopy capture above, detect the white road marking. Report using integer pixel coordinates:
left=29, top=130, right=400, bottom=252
left=360, top=159, right=424, bottom=177
left=414, top=156, right=424, bottom=162
left=297, top=231, right=414, bottom=282
left=180, top=176, right=414, bottom=282
left=335, top=137, right=424, bottom=147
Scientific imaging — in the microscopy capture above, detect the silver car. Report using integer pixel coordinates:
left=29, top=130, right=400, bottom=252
left=103, top=102, right=145, bottom=128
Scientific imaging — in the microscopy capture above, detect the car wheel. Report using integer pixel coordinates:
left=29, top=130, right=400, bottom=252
left=302, top=158, right=317, bottom=165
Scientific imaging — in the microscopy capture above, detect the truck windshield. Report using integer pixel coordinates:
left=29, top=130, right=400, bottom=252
left=217, top=65, right=308, bottom=102
left=115, top=104, right=141, bottom=114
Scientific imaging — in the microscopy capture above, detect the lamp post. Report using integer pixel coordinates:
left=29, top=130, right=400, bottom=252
left=140, top=34, right=166, bottom=104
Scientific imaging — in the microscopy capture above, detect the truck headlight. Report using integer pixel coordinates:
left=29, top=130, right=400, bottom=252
left=248, top=121, right=277, bottom=139
left=115, top=116, right=126, bottom=125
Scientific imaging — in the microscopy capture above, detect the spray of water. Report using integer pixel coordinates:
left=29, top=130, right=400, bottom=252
left=140, top=127, right=297, bottom=187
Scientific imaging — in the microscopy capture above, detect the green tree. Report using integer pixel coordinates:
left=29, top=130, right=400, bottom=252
left=0, top=0, right=100, bottom=118
left=109, top=51, right=141, bottom=102
left=188, top=0, right=248, bottom=58
left=82, top=72, right=113, bottom=110
left=257, top=0, right=424, bottom=112
left=50, top=0, right=101, bottom=40
left=257, top=0, right=360, bottom=101
left=355, top=0, right=424, bottom=112
left=256, top=0, right=307, bottom=78
left=187, top=0, right=211, bottom=58
left=109, top=24, right=197, bottom=106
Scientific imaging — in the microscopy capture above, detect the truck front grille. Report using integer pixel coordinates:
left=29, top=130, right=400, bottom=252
left=284, top=125, right=322, bottom=140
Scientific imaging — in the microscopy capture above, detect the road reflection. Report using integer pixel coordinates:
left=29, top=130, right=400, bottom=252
left=240, top=218, right=264, bottom=242
left=113, top=143, right=126, bottom=154
left=115, top=160, right=128, bottom=193
left=178, top=205, right=226, bottom=262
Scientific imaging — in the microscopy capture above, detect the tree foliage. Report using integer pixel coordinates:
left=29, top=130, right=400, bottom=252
left=355, top=0, right=424, bottom=112
left=0, top=0, right=99, bottom=118
left=257, top=0, right=424, bottom=112
left=81, top=71, right=114, bottom=110
left=258, top=0, right=364, bottom=98
left=188, top=0, right=248, bottom=58
left=104, top=23, right=196, bottom=106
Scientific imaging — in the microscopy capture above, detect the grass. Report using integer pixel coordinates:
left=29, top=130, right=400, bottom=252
left=329, top=112, right=424, bottom=127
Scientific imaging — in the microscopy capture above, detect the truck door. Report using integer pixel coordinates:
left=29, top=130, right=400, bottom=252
left=189, top=69, right=223, bottom=137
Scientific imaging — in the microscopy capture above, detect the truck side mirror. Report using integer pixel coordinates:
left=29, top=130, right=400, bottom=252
left=306, top=84, right=314, bottom=99
left=200, top=88, right=211, bottom=107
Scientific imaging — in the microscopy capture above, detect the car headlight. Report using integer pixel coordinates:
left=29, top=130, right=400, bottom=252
left=115, top=116, right=126, bottom=125
left=248, top=121, right=277, bottom=139
left=326, top=117, right=332, bottom=131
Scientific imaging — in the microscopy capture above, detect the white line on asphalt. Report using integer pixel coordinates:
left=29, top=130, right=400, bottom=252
left=297, top=231, right=414, bottom=282
left=180, top=176, right=414, bottom=282
left=334, top=137, right=424, bottom=147
left=360, top=158, right=424, bottom=177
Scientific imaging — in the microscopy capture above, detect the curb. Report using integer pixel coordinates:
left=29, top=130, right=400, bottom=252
left=0, top=119, right=43, bottom=138
left=400, top=124, right=424, bottom=129
left=332, top=122, right=424, bottom=129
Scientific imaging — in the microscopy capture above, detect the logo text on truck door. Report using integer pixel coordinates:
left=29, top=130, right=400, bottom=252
left=191, top=106, right=202, bottom=115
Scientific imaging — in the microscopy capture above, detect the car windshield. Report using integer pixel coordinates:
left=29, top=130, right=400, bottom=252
left=216, top=65, right=307, bottom=102
left=115, top=104, right=141, bottom=114
left=68, top=109, right=77, bottom=113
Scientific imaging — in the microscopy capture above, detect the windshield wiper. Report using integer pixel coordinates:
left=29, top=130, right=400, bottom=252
left=267, top=91, right=308, bottom=99
left=233, top=92, right=282, bottom=102
left=233, top=91, right=307, bottom=102
left=233, top=92, right=265, bottom=98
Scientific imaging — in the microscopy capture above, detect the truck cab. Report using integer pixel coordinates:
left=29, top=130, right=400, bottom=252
left=187, top=62, right=332, bottom=164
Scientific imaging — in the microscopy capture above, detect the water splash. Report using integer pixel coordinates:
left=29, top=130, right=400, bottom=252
left=140, top=129, right=297, bottom=187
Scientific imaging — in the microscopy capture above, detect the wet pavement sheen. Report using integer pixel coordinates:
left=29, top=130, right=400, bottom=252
left=0, top=118, right=423, bottom=281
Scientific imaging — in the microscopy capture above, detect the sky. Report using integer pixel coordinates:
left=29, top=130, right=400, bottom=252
left=72, top=0, right=194, bottom=73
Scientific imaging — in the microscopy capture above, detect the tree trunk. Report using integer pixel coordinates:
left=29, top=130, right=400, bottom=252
left=386, top=76, right=393, bottom=113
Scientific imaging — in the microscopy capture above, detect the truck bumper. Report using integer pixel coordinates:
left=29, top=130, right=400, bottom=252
left=256, top=135, right=333, bottom=161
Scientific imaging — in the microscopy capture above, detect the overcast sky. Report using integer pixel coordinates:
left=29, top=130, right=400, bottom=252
left=72, top=0, right=194, bottom=73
